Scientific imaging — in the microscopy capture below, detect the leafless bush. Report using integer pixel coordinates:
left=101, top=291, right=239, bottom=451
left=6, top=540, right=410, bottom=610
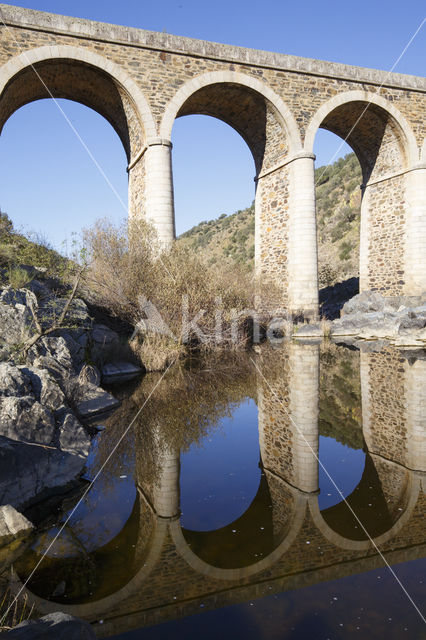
left=82, top=218, right=267, bottom=367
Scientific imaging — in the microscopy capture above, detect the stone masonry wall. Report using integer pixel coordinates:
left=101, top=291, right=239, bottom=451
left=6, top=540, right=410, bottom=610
left=0, top=5, right=425, bottom=304
left=364, top=348, right=408, bottom=466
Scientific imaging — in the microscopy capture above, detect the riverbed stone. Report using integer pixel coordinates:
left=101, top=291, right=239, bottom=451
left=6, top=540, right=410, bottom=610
left=76, top=383, right=120, bottom=421
left=331, top=291, right=426, bottom=343
left=0, top=436, right=86, bottom=510
left=293, top=323, right=323, bottom=338
left=102, top=361, right=143, bottom=384
left=341, top=290, right=386, bottom=316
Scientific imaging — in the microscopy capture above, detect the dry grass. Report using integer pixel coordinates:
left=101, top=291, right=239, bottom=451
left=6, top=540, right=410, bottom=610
left=130, top=334, right=185, bottom=372
left=82, top=218, right=267, bottom=368
left=0, top=587, right=35, bottom=632
left=320, top=317, right=332, bottom=338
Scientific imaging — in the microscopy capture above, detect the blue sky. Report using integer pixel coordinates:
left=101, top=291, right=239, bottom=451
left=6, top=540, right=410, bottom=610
left=0, top=1, right=424, bottom=249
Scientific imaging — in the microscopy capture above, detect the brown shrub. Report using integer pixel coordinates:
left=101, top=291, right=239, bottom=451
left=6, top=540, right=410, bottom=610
left=82, top=218, right=262, bottom=363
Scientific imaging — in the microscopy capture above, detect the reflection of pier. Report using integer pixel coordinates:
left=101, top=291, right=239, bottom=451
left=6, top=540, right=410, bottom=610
left=12, top=344, right=426, bottom=637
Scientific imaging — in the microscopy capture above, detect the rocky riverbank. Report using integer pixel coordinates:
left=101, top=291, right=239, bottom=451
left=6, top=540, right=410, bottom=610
left=296, top=290, right=426, bottom=347
left=0, top=278, right=143, bottom=593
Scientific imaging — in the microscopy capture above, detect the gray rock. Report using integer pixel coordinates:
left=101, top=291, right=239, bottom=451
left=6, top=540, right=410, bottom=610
left=341, top=290, right=386, bottom=316
left=92, top=323, right=120, bottom=346
left=393, top=334, right=425, bottom=348
left=37, top=297, right=91, bottom=329
left=353, top=339, right=390, bottom=352
left=90, top=324, right=121, bottom=365
left=0, top=505, right=33, bottom=543
left=79, top=364, right=101, bottom=386
left=0, top=436, right=85, bottom=510
left=0, top=287, right=37, bottom=345
left=102, top=361, right=143, bottom=384
left=76, top=383, right=120, bottom=421
left=331, top=288, right=426, bottom=344
left=27, top=278, right=51, bottom=301
left=0, top=396, right=56, bottom=446
left=293, top=323, right=324, bottom=338
left=55, top=408, right=91, bottom=457
left=28, top=336, right=74, bottom=373
left=0, top=287, right=37, bottom=310
left=0, top=505, right=34, bottom=574
left=57, top=331, right=90, bottom=369
left=398, top=313, right=426, bottom=331
left=0, top=364, right=31, bottom=398
left=31, top=356, right=69, bottom=386
left=331, top=311, right=396, bottom=337
left=7, top=612, right=96, bottom=639
left=19, top=366, right=65, bottom=410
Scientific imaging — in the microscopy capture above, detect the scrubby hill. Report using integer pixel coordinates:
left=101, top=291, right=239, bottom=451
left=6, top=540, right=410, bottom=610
left=179, top=152, right=362, bottom=287
left=0, top=210, right=71, bottom=288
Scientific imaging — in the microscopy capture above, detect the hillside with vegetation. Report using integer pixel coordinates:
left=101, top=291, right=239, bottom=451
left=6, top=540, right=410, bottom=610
left=0, top=210, right=72, bottom=288
left=178, top=153, right=362, bottom=287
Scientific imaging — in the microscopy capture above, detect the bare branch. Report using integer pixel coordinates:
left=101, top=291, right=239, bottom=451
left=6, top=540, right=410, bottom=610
left=57, top=267, right=84, bottom=326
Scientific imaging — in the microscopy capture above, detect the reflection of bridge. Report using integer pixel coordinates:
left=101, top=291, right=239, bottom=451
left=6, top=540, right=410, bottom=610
left=12, top=343, right=425, bottom=637
left=1, top=5, right=426, bottom=316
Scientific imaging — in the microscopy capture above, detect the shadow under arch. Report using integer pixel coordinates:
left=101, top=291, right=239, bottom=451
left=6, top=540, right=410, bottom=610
left=170, top=485, right=307, bottom=581
left=309, top=463, right=421, bottom=552
left=160, top=70, right=302, bottom=170
left=0, top=44, right=156, bottom=163
left=305, top=89, right=418, bottom=297
left=304, top=90, right=418, bottom=172
left=10, top=488, right=166, bottom=619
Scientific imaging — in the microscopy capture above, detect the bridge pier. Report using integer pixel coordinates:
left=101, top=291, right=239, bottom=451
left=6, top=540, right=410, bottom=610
left=287, top=153, right=319, bottom=319
left=258, top=342, right=319, bottom=494
left=406, top=165, right=426, bottom=295
left=142, top=138, right=176, bottom=248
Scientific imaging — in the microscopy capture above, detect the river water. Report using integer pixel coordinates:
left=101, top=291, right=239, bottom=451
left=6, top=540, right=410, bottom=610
left=13, top=341, right=426, bottom=639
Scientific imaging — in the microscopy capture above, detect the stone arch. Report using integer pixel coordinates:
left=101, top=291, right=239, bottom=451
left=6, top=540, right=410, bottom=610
left=304, top=90, right=419, bottom=297
left=309, top=470, right=420, bottom=551
left=160, top=70, right=304, bottom=309
left=10, top=489, right=167, bottom=619
left=0, top=45, right=156, bottom=163
left=160, top=70, right=301, bottom=159
left=304, top=90, right=418, bottom=167
left=169, top=490, right=307, bottom=581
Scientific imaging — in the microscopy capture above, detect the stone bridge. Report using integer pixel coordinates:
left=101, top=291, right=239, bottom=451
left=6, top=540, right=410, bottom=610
left=11, top=344, right=426, bottom=637
left=0, top=5, right=425, bottom=317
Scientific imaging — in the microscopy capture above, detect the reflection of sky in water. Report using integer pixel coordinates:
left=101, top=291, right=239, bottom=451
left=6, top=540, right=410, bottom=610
left=33, top=432, right=137, bottom=558
left=318, top=436, right=365, bottom=510
left=180, top=398, right=260, bottom=531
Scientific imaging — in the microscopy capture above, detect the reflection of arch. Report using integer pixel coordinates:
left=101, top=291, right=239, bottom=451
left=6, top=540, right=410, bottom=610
left=181, top=469, right=273, bottom=569
left=170, top=490, right=307, bottom=581
left=309, top=469, right=421, bottom=551
left=304, top=90, right=418, bottom=167
left=0, top=45, right=156, bottom=161
left=11, top=489, right=166, bottom=618
left=160, top=70, right=302, bottom=159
